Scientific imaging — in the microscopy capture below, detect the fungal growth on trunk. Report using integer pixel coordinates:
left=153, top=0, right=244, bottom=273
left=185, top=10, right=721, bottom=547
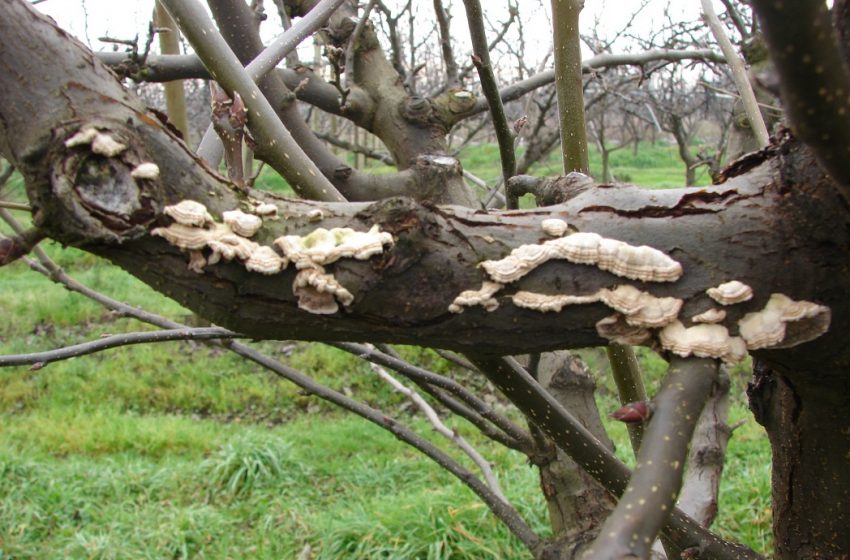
left=152, top=201, right=394, bottom=314
left=449, top=220, right=832, bottom=363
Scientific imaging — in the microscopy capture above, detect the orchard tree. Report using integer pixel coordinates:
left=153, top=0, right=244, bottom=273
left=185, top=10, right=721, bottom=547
left=1, top=0, right=850, bottom=559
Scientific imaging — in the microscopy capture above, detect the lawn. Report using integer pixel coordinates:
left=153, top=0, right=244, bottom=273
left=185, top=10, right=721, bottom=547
left=0, top=145, right=770, bottom=558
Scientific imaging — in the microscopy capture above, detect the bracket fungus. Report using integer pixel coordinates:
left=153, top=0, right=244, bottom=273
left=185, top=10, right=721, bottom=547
left=152, top=200, right=395, bottom=314
left=659, top=321, right=748, bottom=364
left=222, top=209, right=263, bottom=237
left=163, top=200, right=215, bottom=228
left=448, top=281, right=504, bottom=313
left=596, top=315, right=652, bottom=345
left=481, top=231, right=683, bottom=284
left=691, top=308, right=727, bottom=324
left=274, top=225, right=394, bottom=267
left=293, top=267, right=355, bottom=314
left=707, top=280, right=753, bottom=305
left=738, top=293, right=831, bottom=350
left=130, top=162, right=160, bottom=180
left=64, top=127, right=128, bottom=157
left=541, top=218, right=569, bottom=237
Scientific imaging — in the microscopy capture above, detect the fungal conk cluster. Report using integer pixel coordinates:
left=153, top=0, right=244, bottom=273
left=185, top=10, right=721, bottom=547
left=449, top=218, right=831, bottom=363
left=152, top=200, right=393, bottom=315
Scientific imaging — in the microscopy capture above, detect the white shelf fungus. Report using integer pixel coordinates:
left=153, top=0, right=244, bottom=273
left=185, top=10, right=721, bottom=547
left=223, top=209, right=263, bottom=237
left=153, top=200, right=394, bottom=314
left=510, top=285, right=681, bottom=327
left=659, top=321, right=748, bottom=364
left=449, top=281, right=503, bottom=313
left=254, top=203, right=278, bottom=218
left=245, top=245, right=285, bottom=275
left=541, top=218, right=569, bottom=237
left=707, top=280, right=753, bottom=305
left=596, top=315, right=652, bottom=345
left=163, top=200, right=214, bottom=227
left=738, top=293, right=830, bottom=350
left=130, top=162, right=160, bottom=180
left=65, top=127, right=127, bottom=157
left=481, top=232, right=682, bottom=284
left=274, top=225, right=393, bottom=267
left=293, top=267, right=355, bottom=314
left=691, top=308, right=727, bottom=324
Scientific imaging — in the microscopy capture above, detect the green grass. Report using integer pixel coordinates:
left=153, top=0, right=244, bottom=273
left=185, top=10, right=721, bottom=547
left=0, top=149, right=771, bottom=558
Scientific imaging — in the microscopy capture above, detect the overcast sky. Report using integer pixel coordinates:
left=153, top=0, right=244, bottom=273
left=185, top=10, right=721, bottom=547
left=36, top=0, right=712, bottom=61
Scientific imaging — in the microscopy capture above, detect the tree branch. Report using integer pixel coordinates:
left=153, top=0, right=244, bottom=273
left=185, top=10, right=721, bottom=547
left=367, top=353, right=508, bottom=501
left=333, top=342, right=534, bottom=453
left=433, top=0, right=459, bottom=88
left=0, top=327, right=242, bottom=367
left=158, top=0, right=347, bottom=202
left=702, top=0, right=769, bottom=148
left=584, top=357, right=719, bottom=559
left=462, top=0, right=517, bottom=207
left=466, top=355, right=762, bottom=560
left=751, top=0, right=850, bottom=200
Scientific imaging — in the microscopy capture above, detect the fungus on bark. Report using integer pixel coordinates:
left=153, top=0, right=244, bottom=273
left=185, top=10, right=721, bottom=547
left=706, top=280, right=753, bottom=305
left=738, top=293, right=831, bottom=349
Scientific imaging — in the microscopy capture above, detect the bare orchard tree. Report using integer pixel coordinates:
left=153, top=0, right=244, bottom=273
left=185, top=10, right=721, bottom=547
left=2, top=0, right=850, bottom=558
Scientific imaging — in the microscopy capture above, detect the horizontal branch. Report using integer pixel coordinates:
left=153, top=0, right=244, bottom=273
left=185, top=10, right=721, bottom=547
left=0, top=327, right=242, bottom=367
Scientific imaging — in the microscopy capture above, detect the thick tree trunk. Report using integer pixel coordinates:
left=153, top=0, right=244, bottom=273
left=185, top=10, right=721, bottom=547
left=749, top=362, right=850, bottom=559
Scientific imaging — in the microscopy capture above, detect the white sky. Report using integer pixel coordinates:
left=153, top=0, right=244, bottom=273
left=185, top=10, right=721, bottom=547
left=36, top=0, right=715, bottom=62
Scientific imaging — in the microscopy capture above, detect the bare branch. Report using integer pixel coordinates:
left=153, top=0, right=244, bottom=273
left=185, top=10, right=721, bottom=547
left=462, top=0, right=517, bottom=207
left=585, top=357, right=719, bottom=560
left=702, top=0, right=769, bottom=147
left=367, top=352, right=508, bottom=501
left=678, top=366, right=732, bottom=528
left=333, top=342, right=534, bottom=453
left=466, top=356, right=762, bottom=560
left=0, top=327, right=241, bottom=367
left=433, top=0, right=459, bottom=88
left=159, top=0, right=346, bottom=201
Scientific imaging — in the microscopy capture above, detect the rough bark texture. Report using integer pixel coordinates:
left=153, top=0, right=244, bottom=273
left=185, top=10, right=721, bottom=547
left=749, top=362, right=850, bottom=559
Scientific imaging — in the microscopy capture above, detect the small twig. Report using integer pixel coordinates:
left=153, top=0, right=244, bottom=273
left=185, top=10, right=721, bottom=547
left=367, top=350, right=508, bottom=501
left=333, top=342, right=533, bottom=453
left=585, top=357, right=720, bottom=559
left=0, top=201, right=31, bottom=212
left=702, top=0, right=769, bottom=147
left=433, top=0, right=460, bottom=88
left=0, top=327, right=241, bottom=367
left=462, top=0, right=517, bottom=208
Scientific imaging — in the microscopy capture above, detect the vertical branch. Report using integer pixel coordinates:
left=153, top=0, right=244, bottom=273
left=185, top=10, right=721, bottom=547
left=584, top=357, right=720, bottom=559
left=154, top=1, right=190, bottom=140
left=607, top=344, right=648, bottom=453
left=462, top=0, right=518, bottom=208
left=433, top=0, right=459, bottom=88
left=550, top=0, right=589, bottom=173
left=701, top=0, right=769, bottom=147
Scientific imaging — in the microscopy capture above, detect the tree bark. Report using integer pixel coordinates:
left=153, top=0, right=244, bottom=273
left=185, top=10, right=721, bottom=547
left=749, top=362, right=850, bottom=559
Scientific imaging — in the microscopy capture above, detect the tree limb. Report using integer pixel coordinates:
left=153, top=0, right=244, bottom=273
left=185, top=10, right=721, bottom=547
left=584, top=357, right=719, bottom=559
left=0, top=327, right=242, bottom=367
left=158, top=0, right=346, bottom=202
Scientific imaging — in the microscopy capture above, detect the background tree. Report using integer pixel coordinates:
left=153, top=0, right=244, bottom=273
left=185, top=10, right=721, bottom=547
left=1, top=0, right=849, bottom=558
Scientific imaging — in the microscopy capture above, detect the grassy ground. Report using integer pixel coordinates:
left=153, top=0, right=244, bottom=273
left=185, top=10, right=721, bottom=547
left=0, top=146, right=770, bottom=558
